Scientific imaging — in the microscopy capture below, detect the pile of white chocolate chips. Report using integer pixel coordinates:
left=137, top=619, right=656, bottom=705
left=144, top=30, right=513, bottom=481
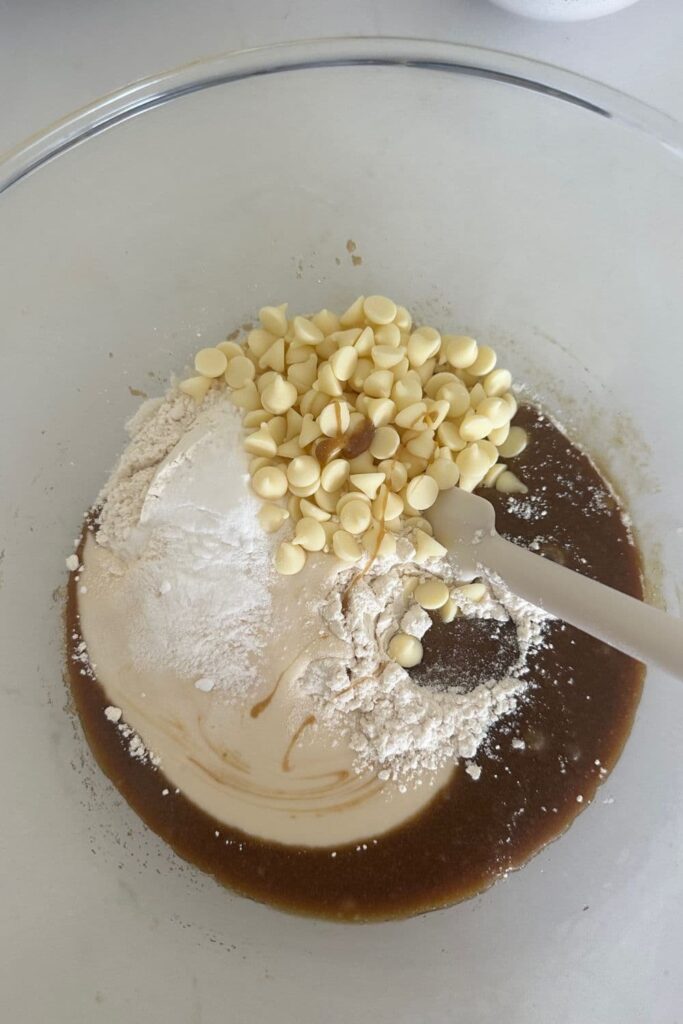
left=179, top=296, right=529, bottom=668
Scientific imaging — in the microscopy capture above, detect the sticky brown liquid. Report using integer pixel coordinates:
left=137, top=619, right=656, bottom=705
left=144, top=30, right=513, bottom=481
left=66, top=406, right=644, bottom=921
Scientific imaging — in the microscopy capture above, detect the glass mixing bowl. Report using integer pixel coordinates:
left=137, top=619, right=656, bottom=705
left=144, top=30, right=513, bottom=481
left=1, top=38, right=681, bottom=1024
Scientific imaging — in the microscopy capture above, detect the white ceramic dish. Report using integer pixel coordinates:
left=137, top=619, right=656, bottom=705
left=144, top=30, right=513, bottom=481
left=488, top=0, right=641, bottom=22
left=1, top=39, right=682, bottom=1024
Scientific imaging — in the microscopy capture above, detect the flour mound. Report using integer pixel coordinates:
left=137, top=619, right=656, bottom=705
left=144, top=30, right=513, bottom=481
left=302, top=561, right=547, bottom=787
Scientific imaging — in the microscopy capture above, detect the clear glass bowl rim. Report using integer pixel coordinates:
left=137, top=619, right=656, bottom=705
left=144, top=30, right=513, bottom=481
left=1, top=36, right=682, bottom=196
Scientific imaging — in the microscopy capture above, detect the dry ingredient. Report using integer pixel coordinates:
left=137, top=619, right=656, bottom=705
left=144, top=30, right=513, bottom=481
left=302, top=553, right=548, bottom=786
left=91, top=396, right=275, bottom=695
left=177, top=297, right=528, bottom=585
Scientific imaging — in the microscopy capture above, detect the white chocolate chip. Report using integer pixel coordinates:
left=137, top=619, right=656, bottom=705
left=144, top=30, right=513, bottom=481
left=363, top=295, right=397, bottom=325
left=330, top=346, right=358, bottom=381
left=388, top=632, right=423, bottom=668
left=394, top=305, right=412, bottom=331
left=437, top=421, right=467, bottom=452
left=340, top=296, right=366, bottom=327
left=378, top=459, right=408, bottom=492
left=468, top=345, right=497, bottom=377
left=349, top=452, right=375, bottom=474
left=293, top=315, right=324, bottom=344
left=316, top=362, right=344, bottom=397
left=498, top=426, right=528, bottom=459
left=293, top=517, right=327, bottom=551
left=339, top=498, right=372, bottom=535
left=477, top=439, right=499, bottom=467
left=286, top=455, right=321, bottom=490
left=232, top=380, right=264, bottom=411
left=249, top=456, right=271, bottom=475
left=258, top=503, right=289, bottom=533
left=459, top=411, right=492, bottom=442
left=374, top=323, right=401, bottom=348
left=439, top=596, right=459, bottom=623
left=366, top=397, right=396, bottom=427
left=363, top=369, right=394, bottom=399
left=406, top=474, right=439, bottom=511
left=256, top=370, right=279, bottom=396
left=372, top=487, right=403, bottom=521
left=318, top=400, right=350, bottom=437
left=350, top=472, right=385, bottom=499
left=476, top=397, right=510, bottom=430
left=336, top=490, right=371, bottom=513
left=416, top=358, right=438, bottom=386
left=275, top=541, right=306, bottom=575
left=317, top=338, right=337, bottom=360
left=195, top=347, right=228, bottom=379
left=216, top=340, right=243, bottom=359
left=332, top=529, right=362, bottom=562
left=312, top=308, right=340, bottom=335
left=259, top=338, right=286, bottom=374
left=277, top=438, right=304, bottom=459
left=179, top=376, right=211, bottom=403
left=288, top=494, right=302, bottom=523
left=299, top=498, right=330, bottom=522
left=247, top=329, right=276, bottom=358
left=407, top=329, right=441, bottom=367
left=454, top=582, right=488, bottom=602
left=288, top=479, right=321, bottom=498
left=482, top=462, right=508, bottom=488
left=438, top=380, right=470, bottom=419
left=285, top=408, right=302, bottom=440
left=65, top=554, right=80, bottom=572
left=354, top=327, right=375, bottom=356
left=321, top=459, right=350, bottom=492
left=413, top=528, right=447, bottom=562
left=487, top=422, right=510, bottom=447
left=259, top=303, right=288, bottom=337
left=484, top=368, right=512, bottom=397
left=445, top=335, right=478, bottom=369
left=502, top=392, right=518, bottom=418
left=244, top=425, right=277, bottom=457
left=424, top=371, right=457, bottom=398
left=372, top=345, right=405, bottom=370
left=288, top=355, right=318, bottom=392
left=456, top=443, right=491, bottom=480
left=243, top=409, right=271, bottom=429
left=261, top=376, right=298, bottom=414
left=415, top=579, right=450, bottom=610
left=252, top=465, right=288, bottom=499
left=427, top=459, right=460, bottom=490
left=362, top=523, right=397, bottom=558
left=315, top=486, right=341, bottom=513
left=496, top=470, right=528, bottom=495
left=392, top=375, right=423, bottom=411
left=424, top=399, right=450, bottom=430
left=299, top=413, right=322, bottom=448
left=395, top=401, right=427, bottom=429
left=406, top=431, right=436, bottom=461
left=370, top=426, right=400, bottom=460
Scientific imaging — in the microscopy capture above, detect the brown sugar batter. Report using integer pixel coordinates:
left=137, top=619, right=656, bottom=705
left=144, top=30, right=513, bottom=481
left=66, top=405, right=644, bottom=921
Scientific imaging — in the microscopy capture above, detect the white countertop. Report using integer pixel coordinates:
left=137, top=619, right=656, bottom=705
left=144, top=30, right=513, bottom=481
left=1, top=0, right=682, bottom=158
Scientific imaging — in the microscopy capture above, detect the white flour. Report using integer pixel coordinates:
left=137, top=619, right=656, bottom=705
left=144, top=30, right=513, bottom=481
left=92, top=388, right=274, bottom=694
left=301, top=553, right=547, bottom=787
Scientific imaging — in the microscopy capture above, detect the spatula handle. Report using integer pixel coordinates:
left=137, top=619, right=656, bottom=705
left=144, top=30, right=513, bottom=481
left=482, top=534, right=683, bottom=679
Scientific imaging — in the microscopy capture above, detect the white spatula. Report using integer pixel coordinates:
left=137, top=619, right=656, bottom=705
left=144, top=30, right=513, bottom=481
left=429, top=487, right=683, bottom=679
